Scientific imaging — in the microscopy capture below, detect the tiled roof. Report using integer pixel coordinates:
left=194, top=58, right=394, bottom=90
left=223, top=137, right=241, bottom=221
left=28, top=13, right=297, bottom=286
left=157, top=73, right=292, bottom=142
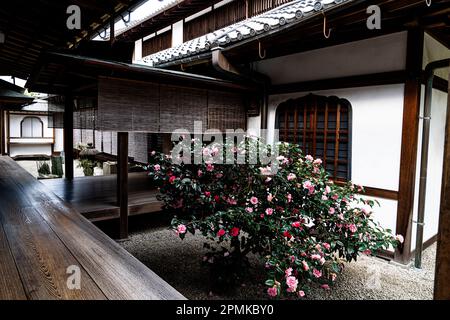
left=140, top=0, right=351, bottom=67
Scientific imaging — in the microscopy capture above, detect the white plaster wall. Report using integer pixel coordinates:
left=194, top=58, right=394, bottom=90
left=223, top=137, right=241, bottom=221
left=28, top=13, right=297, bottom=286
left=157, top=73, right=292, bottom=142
left=8, top=114, right=55, bottom=157
left=172, top=20, right=184, bottom=47
left=253, top=32, right=408, bottom=85
left=54, top=128, right=64, bottom=152
left=133, top=39, right=143, bottom=63
left=9, top=114, right=53, bottom=138
left=411, top=87, right=448, bottom=250
left=423, top=33, right=450, bottom=80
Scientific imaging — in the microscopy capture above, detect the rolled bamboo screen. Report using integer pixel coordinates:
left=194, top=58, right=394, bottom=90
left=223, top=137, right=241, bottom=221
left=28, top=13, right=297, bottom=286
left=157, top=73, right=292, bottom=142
left=97, top=76, right=247, bottom=133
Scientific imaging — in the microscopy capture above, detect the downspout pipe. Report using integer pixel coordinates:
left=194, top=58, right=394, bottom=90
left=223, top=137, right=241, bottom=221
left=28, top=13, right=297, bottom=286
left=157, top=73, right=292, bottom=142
left=415, top=58, right=450, bottom=269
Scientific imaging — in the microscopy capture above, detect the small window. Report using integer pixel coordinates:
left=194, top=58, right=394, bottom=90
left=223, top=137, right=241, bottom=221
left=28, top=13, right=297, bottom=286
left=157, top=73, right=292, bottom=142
left=276, top=94, right=352, bottom=182
left=21, top=117, right=43, bottom=138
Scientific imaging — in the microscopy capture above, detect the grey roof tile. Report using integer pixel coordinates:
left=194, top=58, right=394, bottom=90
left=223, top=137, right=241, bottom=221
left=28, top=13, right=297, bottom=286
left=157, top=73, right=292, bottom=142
left=140, top=0, right=352, bottom=67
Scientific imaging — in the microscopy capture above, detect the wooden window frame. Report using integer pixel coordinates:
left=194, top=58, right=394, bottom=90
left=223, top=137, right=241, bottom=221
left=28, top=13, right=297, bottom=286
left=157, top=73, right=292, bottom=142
left=275, top=94, right=353, bottom=182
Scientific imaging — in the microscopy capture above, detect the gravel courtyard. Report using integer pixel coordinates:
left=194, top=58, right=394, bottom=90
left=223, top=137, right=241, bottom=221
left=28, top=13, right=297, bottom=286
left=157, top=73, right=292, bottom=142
left=103, top=215, right=435, bottom=300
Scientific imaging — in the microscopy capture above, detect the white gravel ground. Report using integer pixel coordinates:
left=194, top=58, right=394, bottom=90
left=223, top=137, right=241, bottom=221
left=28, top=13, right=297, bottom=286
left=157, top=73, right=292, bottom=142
left=117, top=216, right=435, bottom=300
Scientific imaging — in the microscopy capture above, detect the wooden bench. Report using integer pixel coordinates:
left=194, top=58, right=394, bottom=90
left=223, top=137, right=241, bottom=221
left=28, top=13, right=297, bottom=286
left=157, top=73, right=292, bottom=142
left=0, top=156, right=185, bottom=300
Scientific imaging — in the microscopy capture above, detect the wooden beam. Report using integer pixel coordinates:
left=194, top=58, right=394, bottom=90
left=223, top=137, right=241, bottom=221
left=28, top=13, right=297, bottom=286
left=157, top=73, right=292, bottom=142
left=63, top=95, right=74, bottom=181
left=0, top=108, right=4, bottom=155
left=270, top=71, right=408, bottom=95
left=395, top=28, right=424, bottom=264
left=434, top=66, right=450, bottom=300
left=117, top=132, right=129, bottom=240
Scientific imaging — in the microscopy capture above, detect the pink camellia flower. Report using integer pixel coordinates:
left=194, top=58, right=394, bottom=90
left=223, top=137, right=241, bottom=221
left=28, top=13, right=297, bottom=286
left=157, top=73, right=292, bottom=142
left=230, top=227, right=240, bottom=237
left=211, top=146, right=219, bottom=156
left=260, top=214, right=265, bottom=219
left=313, top=158, right=322, bottom=166
left=169, top=176, right=176, bottom=184
left=227, top=198, right=237, bottom=205
left=348, top=224, right=358, bottom=233
left=311, top=254, right=321, bottom=261
left=325, top=186, right=331, bottom=194
left=313, top=269, right=322, bottom=278
left=395, top=234, right=404, bottom=244
left=287, top=173, right=297, bottom=181
left=267, top=286, right=278, bottom=297
left=361, top=205, right=372, bottom=215
left=305, top=155, right=314, bottom=162
left=286, top=276, right=298, bottom=292
left=322, top=195, right=328, bottom=201
left=292, top=221, right=301, bottom=228
left=265, top=208, right=274, bottom=216
left=329, top=207, right=335, bottom=214
left=197, top=169, right=203, bottom=177
left=323, top=243, right=331, bottom=250
left=176, top=224, right=187, bottom=234
left=202, top=148, right=210, bottom=156
left=215, top=173, right=223, bottom=179
left=363, top=249, right=372, bottom=255
left=217, top=229, right=226, bottom=237
left=267, top=193, right=274, bottom=202
left=302, top=261, right=309, bottom=271
left=285, top=267, right=293, bottom=277
left=290, top=255, right=296, bottom=263
left=154, top=164, right=161, bottom=171
left=206, top=163, right=214, bottom=172
left=150, top=150, right=156, bottom=156
left=204, top=191, right=211, bottom=197
left=245, top=207, right=254, bottom=213
left=321, top=284, right=330, bottom=290
left=287, top=193, right=292, bottom=203
left=298, top=290, right=305, bottom=298
left=303, top=180, right=315, bottom=195
left=331, top=194, right=339, bottom=201
left=250, top=196, right=259, bottom=205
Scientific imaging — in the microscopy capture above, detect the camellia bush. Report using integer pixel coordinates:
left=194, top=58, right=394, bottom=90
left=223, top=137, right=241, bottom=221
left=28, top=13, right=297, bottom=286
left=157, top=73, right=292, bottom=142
left=147, top=137, right=403, bottom=298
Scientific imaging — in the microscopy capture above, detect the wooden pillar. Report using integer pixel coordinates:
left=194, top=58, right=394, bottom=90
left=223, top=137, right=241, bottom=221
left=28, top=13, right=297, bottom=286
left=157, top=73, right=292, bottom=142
left=395, top=28, right=424, bottom=264
left=434, top=67, right=450, bottom=299
left=64, top=95, right=74, bottom=180
left=117, top=132, right=129, bottom=239
left=0, top=108, right=4, bottom=155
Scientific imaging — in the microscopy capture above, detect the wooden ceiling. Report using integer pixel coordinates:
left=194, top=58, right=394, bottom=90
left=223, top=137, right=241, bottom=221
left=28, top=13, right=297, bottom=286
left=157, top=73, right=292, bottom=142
left=0, top=0, right=144, bottom=79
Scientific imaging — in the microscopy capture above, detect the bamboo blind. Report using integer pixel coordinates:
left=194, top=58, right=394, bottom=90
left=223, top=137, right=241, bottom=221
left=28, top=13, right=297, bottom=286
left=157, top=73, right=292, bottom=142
left=277, top=94, right=352, bottom=181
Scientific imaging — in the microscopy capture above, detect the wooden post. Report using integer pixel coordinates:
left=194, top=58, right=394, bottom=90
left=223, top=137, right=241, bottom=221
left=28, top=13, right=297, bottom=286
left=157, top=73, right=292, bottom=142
left=64, top=95, right=74, bottom=180
left=117, top=132, right=129, bottom=239
left=0, top=108, right=4, bottom=155
left=395, top=28, right=424, bottom=264
left=434, top=67, right=450, bottom=299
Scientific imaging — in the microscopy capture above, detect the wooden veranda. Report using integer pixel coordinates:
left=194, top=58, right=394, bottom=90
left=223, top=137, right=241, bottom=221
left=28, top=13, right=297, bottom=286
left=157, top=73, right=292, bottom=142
left=0, top=156, right=184, bottom=300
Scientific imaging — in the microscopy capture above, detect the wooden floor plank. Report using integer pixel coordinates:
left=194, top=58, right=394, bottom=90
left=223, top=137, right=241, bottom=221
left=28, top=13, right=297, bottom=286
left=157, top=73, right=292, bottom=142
left=0, top=223, right=27, bottom=300
left=0, top=166, right=107, bottom=299
left=34, top=200, right=185, bottom=300
left=41, top=173, right=163, bottom=221
left=0, top=156, right=185, bottom=300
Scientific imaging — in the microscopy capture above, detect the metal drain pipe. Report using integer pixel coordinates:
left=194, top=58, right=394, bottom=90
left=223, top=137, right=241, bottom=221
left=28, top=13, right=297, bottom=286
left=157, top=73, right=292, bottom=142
left=415, top=58, right=450, bottom=269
